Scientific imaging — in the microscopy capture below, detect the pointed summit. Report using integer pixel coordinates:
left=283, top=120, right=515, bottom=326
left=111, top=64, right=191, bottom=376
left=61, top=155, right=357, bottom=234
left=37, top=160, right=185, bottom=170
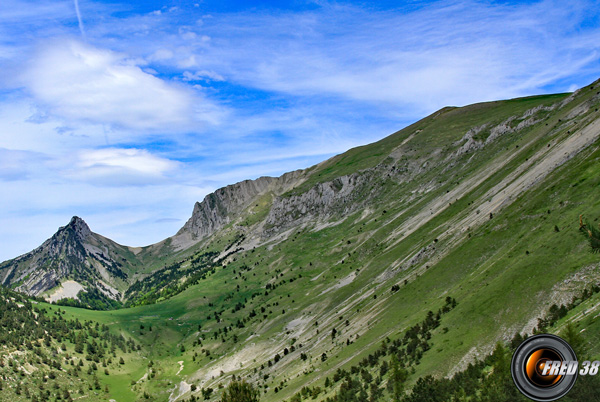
left=69, top=215, right=86, bottom=225
left=68, top=216, right=92, bottom=240
left=0, top=215, right=134, bottom=301
left=61, top=216, right=92, bottom=241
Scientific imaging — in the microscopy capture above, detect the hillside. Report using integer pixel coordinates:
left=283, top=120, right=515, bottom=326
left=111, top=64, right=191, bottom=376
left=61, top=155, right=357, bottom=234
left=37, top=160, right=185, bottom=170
left=1, top=78, right=600, bottom=401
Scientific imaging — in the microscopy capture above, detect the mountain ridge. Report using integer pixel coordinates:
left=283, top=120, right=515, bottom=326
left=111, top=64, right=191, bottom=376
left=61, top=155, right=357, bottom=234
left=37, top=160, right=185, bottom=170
left=1, top=83, right=598, bottom=307
left=1, top=79, right=600, bottom=401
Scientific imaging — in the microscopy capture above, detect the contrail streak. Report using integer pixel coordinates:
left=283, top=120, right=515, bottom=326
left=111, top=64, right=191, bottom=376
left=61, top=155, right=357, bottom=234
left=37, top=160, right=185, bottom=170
left=74, top=0, right=86, bottom=39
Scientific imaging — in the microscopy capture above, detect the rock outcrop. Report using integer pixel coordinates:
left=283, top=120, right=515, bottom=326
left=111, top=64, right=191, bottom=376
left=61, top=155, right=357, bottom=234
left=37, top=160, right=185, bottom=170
left=171, top=170, right=305, bottom=249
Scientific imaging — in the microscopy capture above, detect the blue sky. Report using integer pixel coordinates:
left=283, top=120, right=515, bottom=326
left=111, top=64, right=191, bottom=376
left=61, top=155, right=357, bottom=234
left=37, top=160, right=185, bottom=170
left=0, top=0, right=599, bottom=261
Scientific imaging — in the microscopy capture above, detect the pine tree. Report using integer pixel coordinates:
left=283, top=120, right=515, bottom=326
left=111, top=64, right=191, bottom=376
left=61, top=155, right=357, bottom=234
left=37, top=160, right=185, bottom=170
left=563, top=322, right=585, bottom=356
left=579, top=215, right=600, bottom=252
left=479, top=342, right=527, bottom=402
left=220, top=379, right=260, bottom=402
left=388, top=355, right=407, bottom=401
left=561, top=322, right=600, bottom=401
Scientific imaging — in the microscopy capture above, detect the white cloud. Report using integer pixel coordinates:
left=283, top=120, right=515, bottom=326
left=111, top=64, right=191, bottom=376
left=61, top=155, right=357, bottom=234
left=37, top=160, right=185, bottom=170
left=22, top=39, right=199, bottom=131
left=178, top=55, right=198, bottom=69
left=179, top=27, right=197, bottom=40
left=171, top=0, right=600, bottom=113
left=67, top=148, right=180, bottom=186
left=1, top=0, right=599, bottom=263
left=148, top=48, right=174, bottom=61
left=182, top=70, right=224, bottom=82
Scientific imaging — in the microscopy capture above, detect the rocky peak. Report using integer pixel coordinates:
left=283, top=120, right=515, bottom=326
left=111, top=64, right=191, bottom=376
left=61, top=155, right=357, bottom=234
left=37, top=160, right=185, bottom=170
left=60, top=216, right=92, bottom=242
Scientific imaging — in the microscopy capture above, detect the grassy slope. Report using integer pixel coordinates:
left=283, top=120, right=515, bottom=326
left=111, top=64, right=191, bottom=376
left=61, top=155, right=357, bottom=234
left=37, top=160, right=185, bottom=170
left=130, top=86, right=598, bottom=401
left=4, top=82, right=600, bottom=402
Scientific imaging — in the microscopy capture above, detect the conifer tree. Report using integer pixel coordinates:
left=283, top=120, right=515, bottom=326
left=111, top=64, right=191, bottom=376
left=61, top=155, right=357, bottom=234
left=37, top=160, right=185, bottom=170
left=388, top=355, right=407, bottom=401
left=220, top=379, right=260, bottom=402
left=562, top=323, right=600, bottom=401
left=579, top=215, right=600, bottom=252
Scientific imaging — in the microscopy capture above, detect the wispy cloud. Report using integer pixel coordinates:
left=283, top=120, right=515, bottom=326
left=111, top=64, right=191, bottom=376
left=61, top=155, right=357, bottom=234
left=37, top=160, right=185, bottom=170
left=67, top=148, right=180, bottom=187
left=0, top=148, right=47, bottom=181
left=21, top=40, right=206, bottom=131
left=180, top=0, right=600, bottom=112
left=0, top=0, right=599, bottom=261
left=73, top=0, right=86, bottom=39
left=182, top=70, right=225, bottom=82
left=62, top=0, right=600, bottom=118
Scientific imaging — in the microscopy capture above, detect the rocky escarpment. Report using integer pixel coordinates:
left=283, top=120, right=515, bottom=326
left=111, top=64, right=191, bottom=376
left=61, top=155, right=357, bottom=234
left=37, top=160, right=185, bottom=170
left=446, top=103, right=559, bottom=166
left=109, top=94, right=595, bottom=259
left=263, top=172, right=377, bottom=235
left=171, top=170, right=305, bottom=249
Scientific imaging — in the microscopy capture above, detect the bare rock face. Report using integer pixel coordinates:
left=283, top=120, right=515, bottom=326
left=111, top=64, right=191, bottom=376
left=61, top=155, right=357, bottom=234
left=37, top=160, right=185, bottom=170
left=264, top=172, right=372, bottom=235
left=170, top=165, right=383, bottom=249
left=32, top=217, right=92, bottom=267
left=171, top=170, right=305, bottom=249
left=66, top=216, right=92, bottom=242
left=179, top=177, right=277, bottom=238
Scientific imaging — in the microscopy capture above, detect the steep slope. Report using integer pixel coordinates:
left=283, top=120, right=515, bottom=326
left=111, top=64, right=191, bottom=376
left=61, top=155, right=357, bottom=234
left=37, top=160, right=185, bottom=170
left=154, top=87, right=598, bottom=265
left=1, top=79, right=600, bottom=402
left=0, top=216, right=141, bottom=303
left=170, top=170, right=305, bottom=251
left=115, top=80, right=599, bottom=402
